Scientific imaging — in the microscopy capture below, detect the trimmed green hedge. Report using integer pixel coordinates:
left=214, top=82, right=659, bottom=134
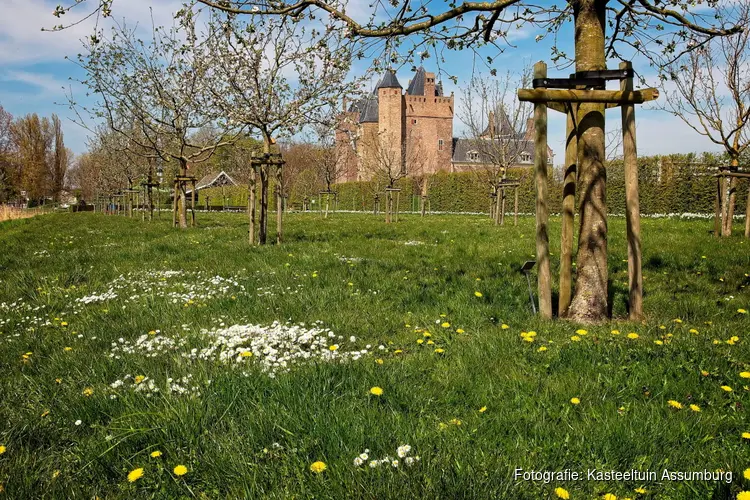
left=196, top=152, right=747, bottom=215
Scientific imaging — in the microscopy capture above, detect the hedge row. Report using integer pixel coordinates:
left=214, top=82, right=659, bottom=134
left=197, top=152, right=747, bottom=215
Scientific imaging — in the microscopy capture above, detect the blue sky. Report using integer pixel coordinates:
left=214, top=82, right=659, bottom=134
left=0, top=0, right=727, bottom=165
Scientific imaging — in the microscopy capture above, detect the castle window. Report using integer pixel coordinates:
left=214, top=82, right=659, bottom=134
left=438, top=139, right=444, bottom=151
left=520, top=152, right=532, bottom=163
left=467, top=151, right=479, bottom=162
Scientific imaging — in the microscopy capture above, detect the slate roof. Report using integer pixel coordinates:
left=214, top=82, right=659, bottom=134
left=481, top=105, right=521, bottom=138
left=186, top=171, right=237, bottom=193
left=406, top=67, right=444, bottom=96
left=451, top=138, right=551, bottom=165
left=375, top=69, right=402, bottom=89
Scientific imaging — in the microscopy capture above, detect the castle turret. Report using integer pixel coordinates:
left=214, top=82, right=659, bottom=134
left=376, top=70, right=405, bottom=173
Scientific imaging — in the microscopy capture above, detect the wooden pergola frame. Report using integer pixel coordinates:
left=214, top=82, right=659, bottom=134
left=714, top=168, right=750, bottom=237
left=518, top=61, right=657, bottom=320
left=250, top=152, right=285, bottom=245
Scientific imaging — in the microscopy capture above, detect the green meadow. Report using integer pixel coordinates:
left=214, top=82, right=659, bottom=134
left=0, top=212, right=748, bottom=499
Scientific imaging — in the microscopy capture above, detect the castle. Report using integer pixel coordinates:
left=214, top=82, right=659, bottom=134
left=335, top=67, right=553, bottom=183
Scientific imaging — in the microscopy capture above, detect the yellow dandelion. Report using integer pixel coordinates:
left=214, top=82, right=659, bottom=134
left=375, top=359, right=383, bottom=365
left=417, top=339, right=424, bottom=345
left=134, top=375, right=145, bottom=384
left=634, top=487, right=647, bottom=494
left=576, top=329, right=588, bottom=335
left=689, top=328, right=699, bottom=334
left=82, top=387, right=94, bottom=397
left=673, top=318, right=683, bottom=323
left=441, top=322, right=450, bottom=328
left=667, top=400, right=683, bottom=409
left=744, top=469, right=750, bottom=480
left=370, top=386, right=384, bottom=396
left=456, top=328, right=465, bottom=334
left=603, top=494, right=617, bottom=500
left=423, top=332, right=431, bottom=338
left=434, top=348, right=445, bottom=354
left=474, top=291, right=483, bottom=297
left=310, top=461, right=327, bottom=473
left=740, top=372, right=750, bottom=379
left=721, top=385, right=733, bottom=392
left=627, top=333, right=639, bottom=339
left=329, top=344, right=339, bottom=351
left=148, top=330, right=156, bottom=335
left=52, top=469, right=60, bottom=479
left=689, top=404, right=700, bottom=412
left=738, top=492, right=750, bottom=500
left=127, top=468, right=144, bottom=483
left=570, top=397, right=581, bottom=405
left=701, top=370, right=710, bottom=376
left=501, top=324, right=510, bottom=329
left=240, top=351, right=253, bottom=357
left=449, top=418, right=462, bottom=426
left=479, top=406, right=487, bottom=413
left=571, top=336, right=581, bottom=342
left=523, top=336, right=535, bottom=343
left=150, top=451, right=162, bottom=458
left=173, top=465, right=188, bottom=476
left=742, top=432, right=750, bottom=439
left=394, top=349, right=403, bottom=354
left=538, top=346, right=548, bottom=352
left=0, top=445, right=5, bottom=455
left=611, top=329, right=620, bottom=335
left=61, top=322, right=68, bottom=327
left=654, top=340, right=663, bottom=345
left=427, top=340, right=435, bottom=345
left=738, top=309, right=748, bottom=314
left=64, top=347, right=72, bottom=352
left=555, top=487, right=570, bottom=499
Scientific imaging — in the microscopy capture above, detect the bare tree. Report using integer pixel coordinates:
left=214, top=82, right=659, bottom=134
left=661, top=4, right=750, bottom=237
left=0, top=105, right=14, bottom=203
left=360, top=131, right=408, bottom=223
left=70, top=12, right=242, bottom=228
left=50, top=115, right=69, bottom=202
left=205, top=11, right=358, bottom=243
left=11, top=114, right=54, bottom=205
left=56, top=0, right=741, bottom=321
left=459, top=71, right=532, bottom=225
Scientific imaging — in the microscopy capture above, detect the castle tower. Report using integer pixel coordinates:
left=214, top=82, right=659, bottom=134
left=405, top=67, right=454, bottom=175
left=376, top=70, right=406, bottom=176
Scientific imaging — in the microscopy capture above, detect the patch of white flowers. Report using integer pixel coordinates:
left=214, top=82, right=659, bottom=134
left=193, top=321, right=371, bottom=377
left=355, top=445, right=419, bottom=469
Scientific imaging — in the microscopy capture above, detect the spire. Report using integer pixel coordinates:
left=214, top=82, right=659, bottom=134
left=375, top=69, right=402, bottom=90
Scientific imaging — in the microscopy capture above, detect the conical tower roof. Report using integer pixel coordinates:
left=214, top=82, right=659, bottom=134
left=375, top=69, right=402, bottom=90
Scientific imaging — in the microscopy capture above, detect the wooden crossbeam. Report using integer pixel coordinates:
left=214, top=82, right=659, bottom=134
left=519, top=88, right=659, bottom=104
left=547, top=102, right=623, bottom=113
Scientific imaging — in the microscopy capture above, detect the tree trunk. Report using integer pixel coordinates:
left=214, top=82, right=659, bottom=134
left=559, top=106, right=577, bottom=318
left=722, top=158, right=739, bottom=236
left=325, top=193, right=330, bottom=219
left=177, top=160, right=188, bottom=229
left=568, top=0, right=609, bottom=322
left=745, top=182, right=750, bottom=238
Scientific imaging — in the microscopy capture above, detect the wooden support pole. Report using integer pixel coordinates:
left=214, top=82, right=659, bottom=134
left=533, top=61, right=552, bottom=319
left=518, top=87, right=659, bottom=104
left=276, top=164, right=283, bottom=245
left=746, top=182, right=750, bottom=238
left=559, top=104, right=577, bottom=317
left=621, top=61, right=643, bottom=320
left=248, top=164, right=256, bottom=245
left=514, top=187, right=519, bottom=226
left=191, top=180, right=196, bottom=227
left=172, top=181, right=178, bottom=227
left=714, top=176, right=722, bottom=237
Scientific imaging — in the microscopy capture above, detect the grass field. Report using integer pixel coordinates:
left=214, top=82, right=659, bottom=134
left=0, top=211, right=749, bottom=499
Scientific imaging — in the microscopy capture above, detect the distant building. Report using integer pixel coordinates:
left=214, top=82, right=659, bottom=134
left=335, top=67, right=553, bottom=184
left=335, top=67, right=454, bottom=182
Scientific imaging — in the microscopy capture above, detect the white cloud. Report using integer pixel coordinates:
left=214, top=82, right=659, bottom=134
left=0, top=0, right=182, bottom=66
left=1, top=70, right=68, bottom=94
